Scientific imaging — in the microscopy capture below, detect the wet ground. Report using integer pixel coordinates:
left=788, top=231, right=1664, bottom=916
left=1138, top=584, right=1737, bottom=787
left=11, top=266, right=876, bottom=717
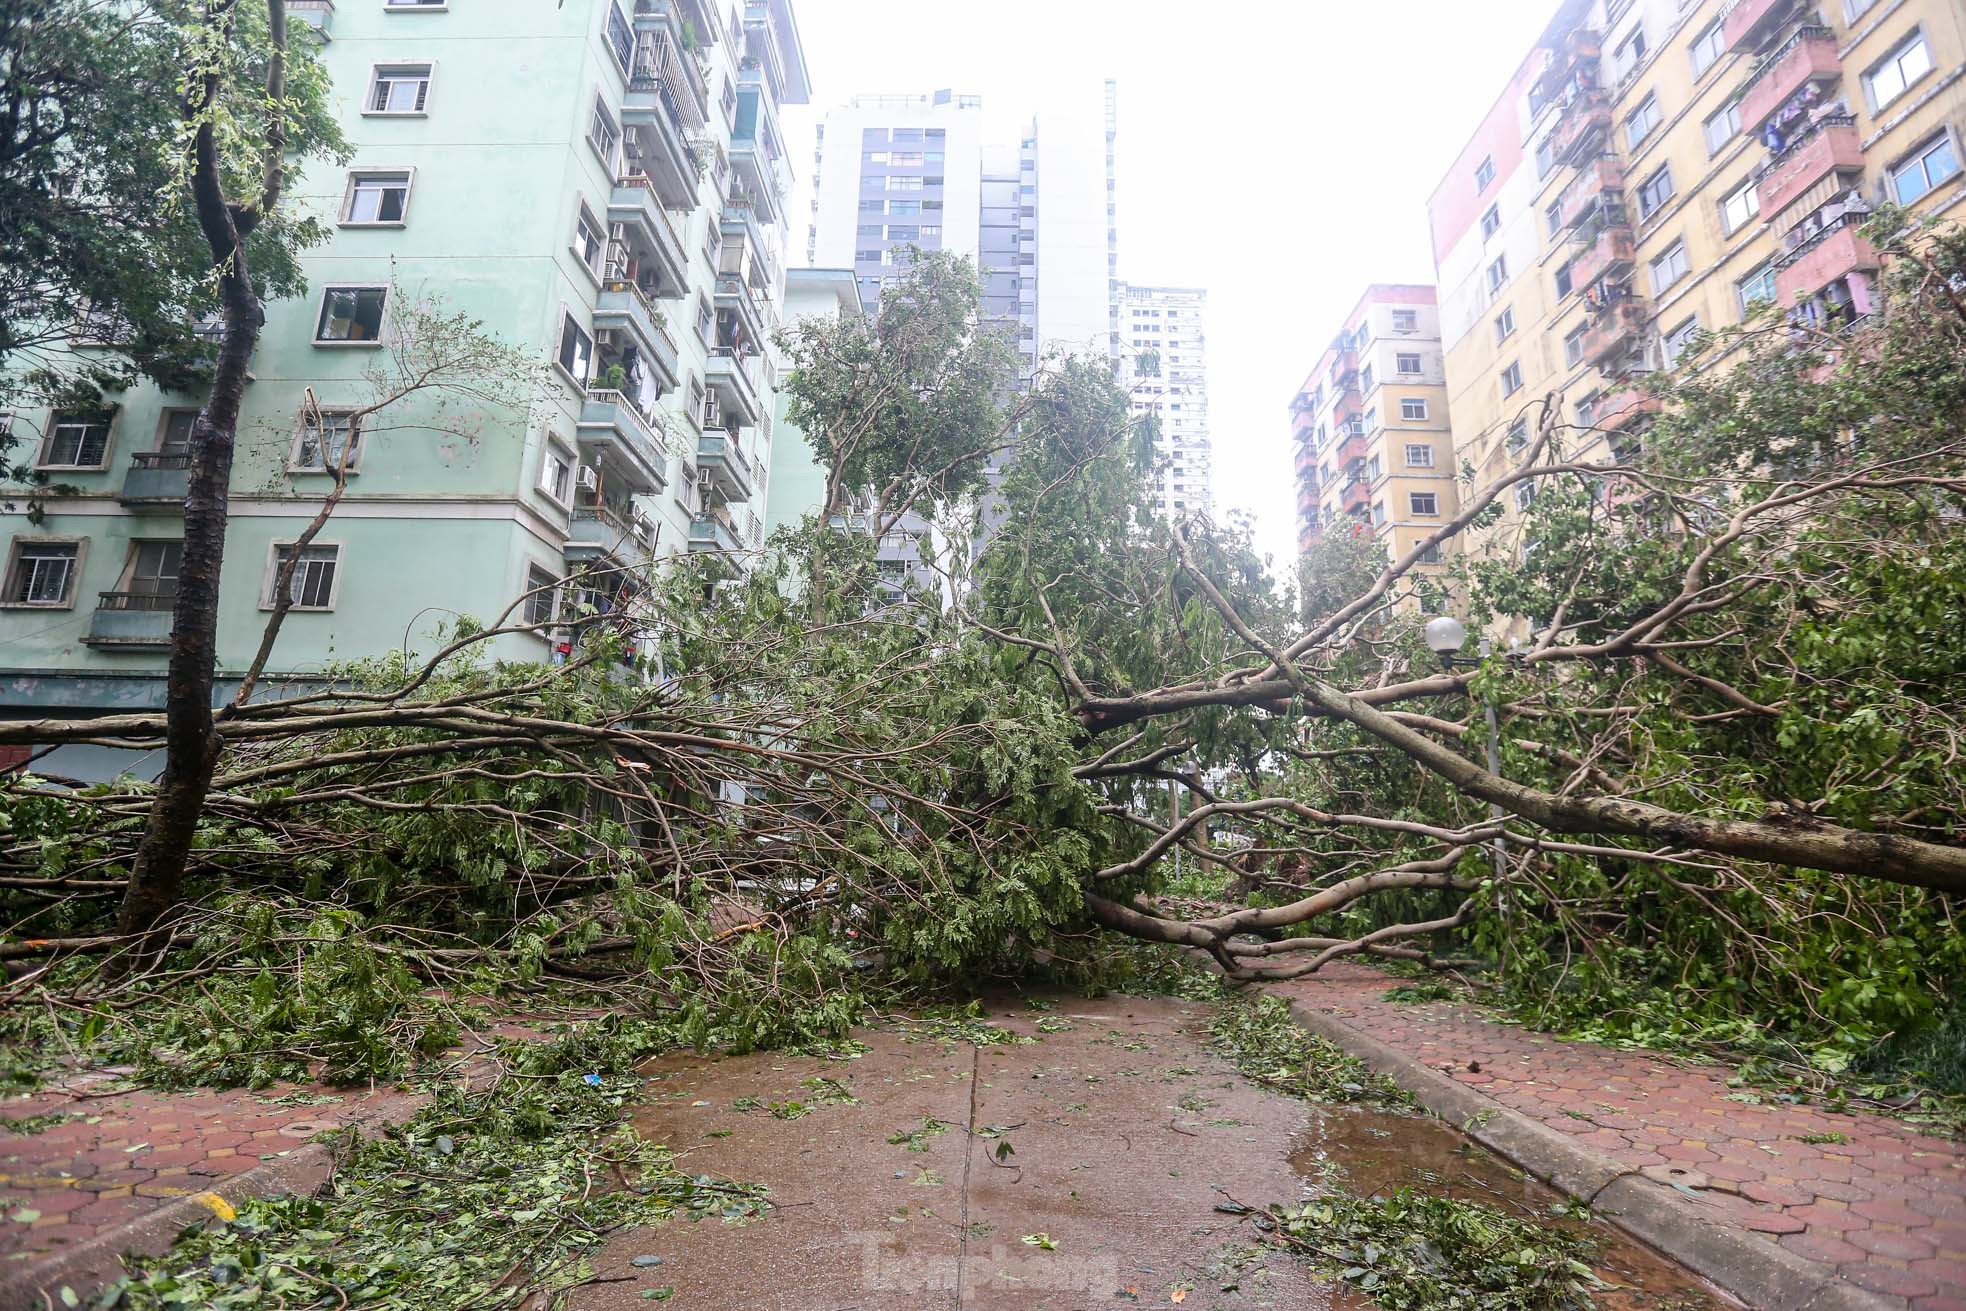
left=564, top=995, right=1725, bottom=1310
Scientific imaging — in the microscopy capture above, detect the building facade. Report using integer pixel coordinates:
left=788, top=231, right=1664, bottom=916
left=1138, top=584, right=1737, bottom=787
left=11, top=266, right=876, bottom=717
left=806, top=84, right=1119, bottom=367
left=1118, top=284, right=1212, bottom=519
left=1430, top=0, right=1966, bottom=557
left=1290, top=286, right=1459, bottom=567
left=0, top=0, right=812, bottom=751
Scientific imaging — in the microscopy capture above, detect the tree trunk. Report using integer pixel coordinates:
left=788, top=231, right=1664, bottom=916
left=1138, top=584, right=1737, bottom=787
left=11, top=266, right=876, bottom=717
left=114, top=267, right=262, bottom=954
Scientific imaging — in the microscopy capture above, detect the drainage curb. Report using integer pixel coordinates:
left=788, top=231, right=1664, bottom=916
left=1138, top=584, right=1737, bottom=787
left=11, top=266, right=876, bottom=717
left=1274, top=993, right=1904, bottom=1311
left=0, top=1143, right=337, bottom=1308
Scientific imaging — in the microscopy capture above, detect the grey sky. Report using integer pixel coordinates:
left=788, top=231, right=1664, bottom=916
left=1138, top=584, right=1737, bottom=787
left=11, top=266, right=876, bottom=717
left=782, top=0, right=1557, bottom=568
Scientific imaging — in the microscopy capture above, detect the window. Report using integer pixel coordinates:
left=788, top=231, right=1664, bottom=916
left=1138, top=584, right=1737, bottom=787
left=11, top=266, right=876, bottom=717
left=1845, top=0, right=1879, bottom=16
left=120, top=541, right=181, bottom=600
left=156, top=409, right=197, bottom=456
left=1404, top=442, right=1434, bottom=466
left=1371, top=500, right=1388, bottom=527
left=604, top=2, right=634, bottom=73
left=523, top=565, right=559, bottom=627
left=1392, top=309, right=1417, bottom=332
left=1554, top=262, right=1574, bottom=298
left=1494, top=307, right=1516, bottom=342
left=588, top=97, right=620, bottom=166
left=1506, top=417, right=1529, bottom=453
left=366, top=63, right=431, bottom=114
left=1612, top=27, right=1647, bottom=80
left=1689, top=22, right=1724, bottom=77
left=887, top=175, right=922, bottom=191
left=1564, top=323, right=1588, bottom=365
left=1364, top=407, right=1378, bottom=432
left=1737, top=263, right=1778, bottom=313
left=1636, top=165, right=1675, bottom=218
left=539, top=444, right=573, bottom=503
left=919, top=225, right=941, bottom=239
left=39, top=410, right=112, bottom=468
left=1864, top=31, right=1932, bottom=111
left=887, top=199, right=920, bottom=215
left=1625, top=94, right=1661, bottom=148
left=342, top=170, right=411, bottom=224
left=854, top=248, right=881, bottom=263
left=1545, top=199, right=1564, bottom=238
left=1486, top=256, right=1508, bottom=293
left=694, top=295, right=713, bottom=343
left=1664, top=315, right=1702, bottom=362
left=1513, top=483, right=1535, bottom=512
left=1890, top=132, right=1960, bottom=205
left=1409, top=492, right=1439, bottom=516
left=1702, top=103, right=1740, bottom=156
left=315, top=286, right=387, bottom=343
left=386, top=0, right=446, bottom=7
left=1480, top=204, right=1500, bottom=239
left=4, top=540, right=80, bottom=606
left=1395, top=352, right=1422, bottom=375
left=1417, top=542, right=1442, bottom=565
left=573, top=203, right=607, bottom=276
left=886, top=225, right=918, bottom=240
left=1535, top=137, right=1556, bottom=178
left=889, top=150, right=923, bottom=166
left=858, top=199, right=883, bottom=212
left=862, top=127, right=887, bottom=144
left=1719, top=178, right=1760, bottom=234
left=557, top=313, right=593, bottom=382
left=1649, top=240, right=1690, bottom=293
left=1400, top=399, right=1428, bottom=421
left=268, top=544, right=340, bottom=610
left=1499, top=361, right=1523, bottom=396
left=1474, top=156, right=1495, bottom=190
left=857, top=223, right=882, bottom=237
left=292, top=407, right=360, bottom=471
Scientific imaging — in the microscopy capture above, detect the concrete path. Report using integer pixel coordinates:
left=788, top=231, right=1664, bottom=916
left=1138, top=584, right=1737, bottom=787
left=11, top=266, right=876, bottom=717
left=1277, top=964, right=1966, bottom=1310
left=567, top=994, right=1713, bottom=1311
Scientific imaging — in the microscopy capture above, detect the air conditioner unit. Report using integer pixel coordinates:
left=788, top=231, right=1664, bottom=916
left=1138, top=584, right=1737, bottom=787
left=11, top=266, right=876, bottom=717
left=577, top=465, right=600, bottom=492
left=632, top=511, right=655, bottom=544
left=594, top=328, right=619, bottom=347
left=697, top=467, right=717, bottom=491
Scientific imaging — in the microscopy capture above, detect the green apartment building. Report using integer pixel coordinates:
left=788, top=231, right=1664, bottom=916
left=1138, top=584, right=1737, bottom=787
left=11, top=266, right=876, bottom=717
left=0, top=0, right=810, bottom=774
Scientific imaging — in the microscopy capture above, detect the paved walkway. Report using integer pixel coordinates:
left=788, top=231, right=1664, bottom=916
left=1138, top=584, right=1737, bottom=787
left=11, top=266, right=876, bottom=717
left=1278, top=964, right=1966, bottom=1310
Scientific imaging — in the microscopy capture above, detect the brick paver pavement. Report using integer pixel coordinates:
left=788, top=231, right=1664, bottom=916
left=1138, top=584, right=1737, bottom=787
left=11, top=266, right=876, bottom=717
left=1279, top=963, right=1966, bottom=1309
left=1, top=1073, right=417, bottom=1269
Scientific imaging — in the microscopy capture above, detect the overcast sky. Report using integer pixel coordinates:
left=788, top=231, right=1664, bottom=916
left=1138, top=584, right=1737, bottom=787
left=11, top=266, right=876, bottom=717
left=781, top=0, right=1557, bottom=571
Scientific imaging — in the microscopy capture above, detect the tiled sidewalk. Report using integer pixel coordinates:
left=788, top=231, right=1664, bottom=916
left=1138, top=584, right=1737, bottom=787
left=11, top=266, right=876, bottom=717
left=1, top=1073, right=416, bottom=1267
left=1279, top=963, right=1966, bottom=1309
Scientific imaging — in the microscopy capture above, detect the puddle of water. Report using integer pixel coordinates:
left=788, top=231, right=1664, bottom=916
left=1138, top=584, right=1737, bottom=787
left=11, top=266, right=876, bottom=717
left=1290, top=1106, right=1732, bottom=1310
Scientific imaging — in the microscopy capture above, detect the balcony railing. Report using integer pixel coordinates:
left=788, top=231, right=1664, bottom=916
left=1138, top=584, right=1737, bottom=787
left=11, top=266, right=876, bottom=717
left=1548, top=89, right=1612, bottom=169
left=120, top=451, right=191, bottom=505
left=1737, top=26, right=1838, bottom=136
left=1755, top=114, right=1860, bottom=217
left=130, top=451, right=192, bottom=470
left=1570, top=223, right=1636, bottom=291
left=1774, top=212, right=1881, bottom=305
left=1581, top=301, right=1650, bottom=368
left=1559, top=157, right=1624, bottom=230
left=85, top=592, right=176, bottom=647
left=1721, top=0, right=1794, bottom=54
left=97, top=589, right=176, bottom=611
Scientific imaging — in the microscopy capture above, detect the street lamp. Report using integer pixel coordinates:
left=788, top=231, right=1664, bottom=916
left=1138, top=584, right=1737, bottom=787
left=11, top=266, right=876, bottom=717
left=1423, top=615, right=1509, bottom=891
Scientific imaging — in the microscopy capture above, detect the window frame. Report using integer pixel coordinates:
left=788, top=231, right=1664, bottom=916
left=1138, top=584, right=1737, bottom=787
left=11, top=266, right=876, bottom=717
left=117, top=538, right=183, bottom=600
left=1486, top=255, right=1509, bottom=293
left=1394, top=352, right=1423, bottom=375
left=1636, top=164, right=1675, bottom=219
left=1474, top=155, right=1496, bottom=191
left=36, top=408, right=115, bottom=470
left=1719, top=177, right=1760, bottom=234
left=1399, top=398, right=1429, bottom=422
left=1625, top=93, right=1661, bottom=149
left=587, top=94, right=621, bottom=171
left=1409, top=491, right=1440, bottom=517
left=2, top=536, right=87, bottom=609
left=1889, top=130, right=1960, bottom=205
left=1649, top=239, right=1690, bottom=294
left=1479, top=204, right=1501, bottom=239
left=1702, top=102, right=1740, bottom=156
left=1499, top=361, right=1524, bottom=397
left=522, top=563, right=561, bottom=629
left=340, top=168, right=415, bottom=227
left=1737, top=262, right=1778, bottom=313
left=290, top=406, right=364, bottom=474
left=1863, top=30, right=1932, bottom=113
left=1403, top=441, right=1434, bottom=466
left=538, top=433, right=578, bottom=509
left=572, top=199, right=609, bottom=280
left=1689, top=21, right=1724, bottom=78
left=555, top=309, right=594, bottom=388
left=1494, top=306, right=1516, bottom=342
left=364, top=61, right=434, bottom=116
left=1663, top=314, right=1702, bottom=363
left=261, top=540, right=344, bottom=612
left=314, top=284, right=389, bottom=346
left=603, top=2, right=635, bottom=76
left=155, top=408, right=198, bottom=456
left=1391, top=309, right=1418, bottom=332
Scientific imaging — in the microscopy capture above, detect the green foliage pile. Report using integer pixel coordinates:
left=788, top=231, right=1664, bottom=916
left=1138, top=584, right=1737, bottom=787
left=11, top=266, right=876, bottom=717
left=1269, top=1190, right=1600, bottom=1311
left=89, top=1029, right=761, bottom=1310
left=1208, top=995, right=1415, bottom=1112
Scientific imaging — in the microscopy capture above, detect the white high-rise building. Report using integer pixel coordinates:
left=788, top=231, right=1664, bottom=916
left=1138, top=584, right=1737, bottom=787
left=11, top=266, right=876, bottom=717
left=805, top=85, right=1118, bottom=368
left=1119, top=284, right=1211, bottom=520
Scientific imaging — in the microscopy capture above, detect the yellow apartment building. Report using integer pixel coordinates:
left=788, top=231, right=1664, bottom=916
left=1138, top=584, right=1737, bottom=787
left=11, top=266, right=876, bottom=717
left=1290, top=285, right=1459, bottom=571
left=1427, top=0, right=1966, bottom=558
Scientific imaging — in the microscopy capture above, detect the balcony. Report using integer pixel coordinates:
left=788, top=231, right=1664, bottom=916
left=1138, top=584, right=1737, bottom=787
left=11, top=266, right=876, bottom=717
left=83, top=592, right=173, bottom=648
left=594, top=284, right=680, bottom=391
left=577, top=389, right=670, bottom=492
left=119, top=452, right=190, bottom=507
left=1756, top=115, right=1861, bottom=217
left=705, top=349, right=764, bottom=427
left=1340, top=472, right=1371, bottom=515
left=1721, top=0, right=1796, bottom=54
left=1775, top=214, right=1880, bottom=307
left=1737, top=27, right=1839, bottom=138
left=695, top=430, right=755, bottom=502
left=1336, top=429, right=1369, bottom=467
left=621, top=29, right=705, bottom=209
left=1582, top=301, right=1650, bottom=368
left=688, top=512, right=744, bottom=554
left=565, top=503, right=653, bottom=563
left=288, top=0, right=333, bottom=36
left=1532, top=27, right=1602, bottom=113
left=1326, top=350, right=1357, bottom=388
left=1569, top=223, right=1636, bottom=291
left=608, top=176, right=691, bottom=298
left=1559, top=157, right=1625, bottom=230
left=1549, top=89, right=1612, bottom=169
left=1594, top=389, right=1663, bottom=431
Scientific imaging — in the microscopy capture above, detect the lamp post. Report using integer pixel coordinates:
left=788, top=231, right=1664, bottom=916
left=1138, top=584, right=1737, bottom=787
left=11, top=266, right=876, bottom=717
left=1424, top=616, right=1509, bottom=890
